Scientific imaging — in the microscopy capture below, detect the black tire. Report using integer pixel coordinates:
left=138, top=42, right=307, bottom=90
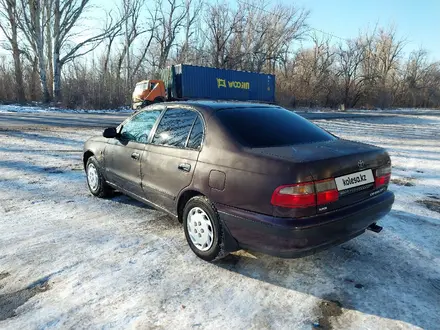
left=85, top=156, right=112, bottom=198
left=183, top=196, right=227, bottom=261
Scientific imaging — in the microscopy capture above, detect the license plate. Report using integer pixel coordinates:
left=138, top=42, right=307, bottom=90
left=335, top=169, right=374, bottom=191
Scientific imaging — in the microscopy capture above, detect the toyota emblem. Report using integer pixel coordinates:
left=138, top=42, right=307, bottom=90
left=358, top=160, right=365, bottom=169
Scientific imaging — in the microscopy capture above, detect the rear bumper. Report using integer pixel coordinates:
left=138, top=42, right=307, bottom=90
left=217, top=190, right=394, bottom=258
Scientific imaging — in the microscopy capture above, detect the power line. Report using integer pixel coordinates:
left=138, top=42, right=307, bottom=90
left=307, top=28, right=349, bottom=42
left=236, top=0, right=350, bottom=42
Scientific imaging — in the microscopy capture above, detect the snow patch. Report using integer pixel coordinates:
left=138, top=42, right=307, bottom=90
left=0, top=104, right=132, bottom=114
left=0, top=111, right=439, bottom=329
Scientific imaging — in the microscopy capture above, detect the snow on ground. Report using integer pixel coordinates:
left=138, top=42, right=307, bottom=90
left=0, top=112, right=439, bottom=329
left=0, top=104, right=131, bottom=114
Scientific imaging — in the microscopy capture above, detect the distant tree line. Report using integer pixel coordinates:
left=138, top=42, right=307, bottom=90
left=1, top=0, right=439, bottom=109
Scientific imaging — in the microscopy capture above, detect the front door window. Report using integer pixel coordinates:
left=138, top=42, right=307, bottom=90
left=120, top=110, right=162, bottom=143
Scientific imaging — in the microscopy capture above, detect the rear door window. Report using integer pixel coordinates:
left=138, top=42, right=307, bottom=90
left=187, top=116, right=203, bottom=150
left=187, top=116, right=204, bottom=150
left=152, top=108, right=197, bottom=148
left=216, top=107, right=336, bottom=148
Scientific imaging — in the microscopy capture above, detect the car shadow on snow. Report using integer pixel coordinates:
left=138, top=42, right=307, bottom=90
left=0, top=130, right=83, bottom=146
left=215, top=213, right=440, bottom=329
left=0, top=160, right=79, bottom=176
left=110, top=192, right=154, bottom=210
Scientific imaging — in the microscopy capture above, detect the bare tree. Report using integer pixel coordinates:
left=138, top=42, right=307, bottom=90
left=175, top=0, right=203, bottom=64
left=203, top=1, right=244, bottom=69
left=0, top=0, right=26, bottom=101
left=291, top=33, right=335, bottom=106
left=51, top=0, right=126, bottom=101
left=45, top=0, right=54, bottom=97
left=376, top=27, right=406, bottom=83
left=18, top=0, right=126, bottom=102
left=19, top=0, right=51, bottom=102
left=399, top=48, right=440, bottom=107
left=239, top=1, right=309, bottom=73
left=154, top=0, right=190, bottom=70
left=131, top=4, right=160, bottom=79
left=113, top=0, right=146, bottom=85
left=1, top=1, right=440, bottom=110
left=102, top=23, right=122, bottom=74
left=358, top=26, right=406, bottom=107
left=335, top=38, right=366, bottom=107
left=202, top=0, right=309, bottom=72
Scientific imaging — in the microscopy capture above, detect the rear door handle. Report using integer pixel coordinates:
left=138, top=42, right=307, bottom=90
left=178, top=163, right=191, bottom=172
left=131, top=152, right=140, bottom=160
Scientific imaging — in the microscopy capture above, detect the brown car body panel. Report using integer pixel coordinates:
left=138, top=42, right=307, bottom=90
left=84, top=101, right=395, bottom=258
left=143, top=144, right=200, bottom=214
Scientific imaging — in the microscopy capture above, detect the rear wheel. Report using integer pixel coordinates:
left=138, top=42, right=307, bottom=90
left=183, top=196, right=227, bottom=261
left=86, top=156, right=112, bottom=198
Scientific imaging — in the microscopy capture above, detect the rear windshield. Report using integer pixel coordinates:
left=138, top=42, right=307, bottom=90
left=216, top=107, right=336, bottom=148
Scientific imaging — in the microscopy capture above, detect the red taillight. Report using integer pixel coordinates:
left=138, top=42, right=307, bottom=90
left=271, top=183, right=315, bottom=208
left=317, top=189, right=339, bottom=205
left=375, top=165, right=392, bottom=188
left=315, top=178, right=339, bottom=205
left=375, top=173, right=391, bottom=187
left=271, top=179, right=339, bottom=209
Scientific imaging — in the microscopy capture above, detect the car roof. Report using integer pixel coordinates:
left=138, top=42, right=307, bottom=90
left=165, top=100, right=279, bottom=111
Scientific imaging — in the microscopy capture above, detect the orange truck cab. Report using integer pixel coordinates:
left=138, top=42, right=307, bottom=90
left=132, top=79, right=166, bottom=110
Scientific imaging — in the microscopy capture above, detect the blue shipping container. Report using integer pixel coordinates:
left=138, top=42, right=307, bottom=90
left=173, top=64, right=275, bottom=103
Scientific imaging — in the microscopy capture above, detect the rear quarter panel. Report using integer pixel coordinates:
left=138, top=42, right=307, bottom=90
left=195, top=146, right=314, bottom=217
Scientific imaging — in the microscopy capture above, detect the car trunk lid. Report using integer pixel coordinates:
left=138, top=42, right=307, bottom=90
left=250, top=139, right=391, bottom=215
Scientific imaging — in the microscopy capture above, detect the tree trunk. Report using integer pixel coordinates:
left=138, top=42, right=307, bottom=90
left=38, top=56, right=51, bottom=103
left=3, top=0, right=26, bottom=102
left=29, top=0, right=51, bottom=102
left=46, top=0, right=54, bottom=99
left=53, top=59, right=62, bottom=102
left=35, top=36, right=50, bottom=103
left=11, top=36, right=26, bottom=102
left=53, top=0, right=61, bottom=102
left=30, top=56, right=39, bottom=101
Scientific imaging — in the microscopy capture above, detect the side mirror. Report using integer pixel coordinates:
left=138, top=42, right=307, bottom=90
left=103, top=127, right=118, bottom=138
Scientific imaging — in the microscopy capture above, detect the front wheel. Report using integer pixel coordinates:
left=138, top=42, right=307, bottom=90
left=86, top=156, right=112, bottom=198
left=183, top=196, right=227, bottom=261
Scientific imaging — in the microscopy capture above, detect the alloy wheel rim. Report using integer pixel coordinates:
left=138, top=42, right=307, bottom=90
left=87, top=163, right=99, bottom=191
left=187, top=207, right=214, bottom=251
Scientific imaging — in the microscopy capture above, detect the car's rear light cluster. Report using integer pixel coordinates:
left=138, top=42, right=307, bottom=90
left=315, top=179, right=339, bottom=205
left=271, top=178, right=339, bottom=209
left=375, top=165, right=391, bottom=188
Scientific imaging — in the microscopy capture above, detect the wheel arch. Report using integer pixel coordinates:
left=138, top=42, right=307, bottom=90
left=178, top=189, right=240, bottom=256
left=177, top=189, right=205, bottom=223
left=83, top=150, right=94, bottom=170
